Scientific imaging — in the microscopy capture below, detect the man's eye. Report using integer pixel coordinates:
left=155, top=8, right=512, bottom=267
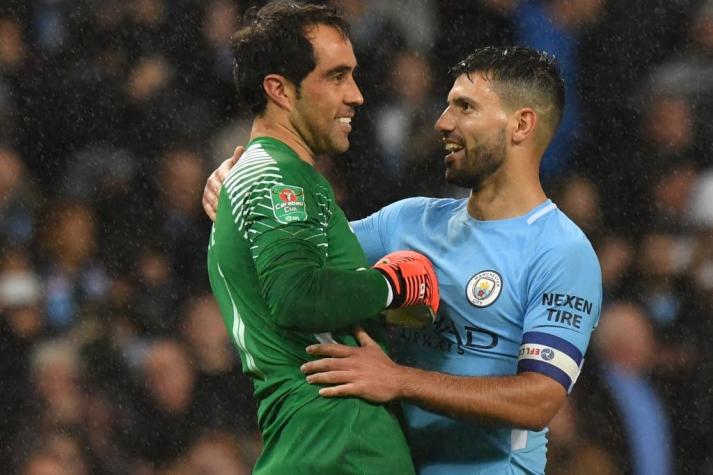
left=334, top=73, right=346, bottom=82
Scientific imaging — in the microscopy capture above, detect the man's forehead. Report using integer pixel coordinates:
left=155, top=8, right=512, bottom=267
left=307, top=24, right=354, bottom=56
left=448, top=72, right=495, bottom=99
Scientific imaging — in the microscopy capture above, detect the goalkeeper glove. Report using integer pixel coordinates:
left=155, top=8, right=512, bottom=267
left=373, top=250, right=440, bottom=314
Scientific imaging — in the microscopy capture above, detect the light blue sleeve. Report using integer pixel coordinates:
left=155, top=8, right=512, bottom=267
left=517, top=238, right=602, bottom=392
left=351, top=200, right=410, bottom=264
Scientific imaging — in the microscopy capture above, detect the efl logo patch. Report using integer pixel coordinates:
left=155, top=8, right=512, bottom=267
left=270, top=184, right=307, bottom=224
left=466, top=270, right=502, bottom=307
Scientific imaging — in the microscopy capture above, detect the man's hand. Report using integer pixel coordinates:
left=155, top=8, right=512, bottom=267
left=301, top=327, right=405, bottom=403
left=202, top=145, right=244, bottom=221
left=373, top=250, right=440, bottom=313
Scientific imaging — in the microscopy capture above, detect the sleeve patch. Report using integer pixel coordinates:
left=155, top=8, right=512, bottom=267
left=270, top=184, right=307, bottom=224
left=517, top=332, right=584, bottom=392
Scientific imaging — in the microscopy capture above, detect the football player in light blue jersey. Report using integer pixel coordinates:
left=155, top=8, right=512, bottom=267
left=344, top=197, right=600, bottom=474
left=300, top=46, right=602, bottom=475
left=204, top=46, right=602, bottom=474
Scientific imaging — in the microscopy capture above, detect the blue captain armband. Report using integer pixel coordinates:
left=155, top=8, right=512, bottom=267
left=517, top=331, right=584, bottom=393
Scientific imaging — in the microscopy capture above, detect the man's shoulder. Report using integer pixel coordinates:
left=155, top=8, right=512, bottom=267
left=227, top=141, right=281, bottom=180
left=526, top=206, right=599, bottom=274
left=236, top=139, right=298, bottom=172
left=225, top=139, right=322, bottom=196
left=533, top=206, right=593, bottom=249
left=382, top=196, right=464, bottom=219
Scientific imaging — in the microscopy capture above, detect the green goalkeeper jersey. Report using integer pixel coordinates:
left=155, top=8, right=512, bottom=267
left=207, top=137, right=414, bottom=474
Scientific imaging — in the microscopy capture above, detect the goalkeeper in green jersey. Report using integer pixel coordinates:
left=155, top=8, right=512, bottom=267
left=206, top=2, right=438, bottom=474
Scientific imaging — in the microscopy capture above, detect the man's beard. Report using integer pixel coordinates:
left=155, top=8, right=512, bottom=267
left=446, top=128, right=506, bottom=190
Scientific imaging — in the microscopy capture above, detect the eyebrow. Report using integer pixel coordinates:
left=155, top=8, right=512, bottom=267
left=451, top=95, right=479, bottom=109
left=323, top=64, right=355, bottom=77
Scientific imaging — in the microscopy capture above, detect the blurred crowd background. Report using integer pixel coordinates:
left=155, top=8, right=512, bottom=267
left=1, top=0, right=713, bottom=473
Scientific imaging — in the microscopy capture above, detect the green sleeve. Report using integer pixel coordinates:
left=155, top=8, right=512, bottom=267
left=235, top=172, right=388, bottom=332
left=254, top=233, right=388, bottom=332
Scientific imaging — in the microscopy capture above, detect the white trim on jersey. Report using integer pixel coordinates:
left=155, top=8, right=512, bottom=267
left=313, top=333, right=337, bottom=344
left=511, top=429, right=528, bottom=451
left=526, top=203, right=557, bottom=225
left=217, top=263, right=265, bottom=379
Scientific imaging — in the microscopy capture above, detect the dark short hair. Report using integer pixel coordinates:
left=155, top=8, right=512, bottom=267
left=450, top=46, right=565, bottom=136
left=231, top=1, right=351, bottom=115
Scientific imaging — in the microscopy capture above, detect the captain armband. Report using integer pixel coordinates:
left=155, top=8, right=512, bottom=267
left=517, top=331, right=584, bottom=393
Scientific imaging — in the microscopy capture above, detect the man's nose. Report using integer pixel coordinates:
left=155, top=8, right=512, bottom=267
left=346, top=76, right=364, bottom=107
left=434, top=107, right=454, bottom=132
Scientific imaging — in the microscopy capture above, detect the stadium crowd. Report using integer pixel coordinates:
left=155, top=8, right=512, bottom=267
left=1, top=0, right=713, bottom=473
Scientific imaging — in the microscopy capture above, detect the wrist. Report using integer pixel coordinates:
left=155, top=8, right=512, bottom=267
left=372, top=263, right=403, bottom=308
left=381, top=274, right=394, bottom=307
left=393, top=364, right=421, bottom=401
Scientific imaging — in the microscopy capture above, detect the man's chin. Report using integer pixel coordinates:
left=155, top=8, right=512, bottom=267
left=328, top=137, right=350, bottom=155
left=313, top=141, right=349, bottom=157
left=444, top=169, right=461, bottom=187
left=445, top=168, right=476, bottom=189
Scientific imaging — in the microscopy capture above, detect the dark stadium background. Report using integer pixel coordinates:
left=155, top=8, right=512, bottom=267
left=1, top=0, right=712, bottom=473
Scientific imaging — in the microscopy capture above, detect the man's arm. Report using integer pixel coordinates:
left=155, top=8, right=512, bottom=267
left=209, top=146, right=389, bottom=332
left=301, top=328, right=566, bottom=431
left=208, top=147, right=438, bottom=333
left=302, top=234, right=600, bottom=429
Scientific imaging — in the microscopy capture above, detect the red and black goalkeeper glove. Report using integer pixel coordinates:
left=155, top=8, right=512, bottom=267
left=373, top=250, right=440, bottom=314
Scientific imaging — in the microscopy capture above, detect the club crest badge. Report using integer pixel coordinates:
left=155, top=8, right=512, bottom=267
left=270, top=184, right=307, bottom=224
left=466, top=270, right=503, bottom=308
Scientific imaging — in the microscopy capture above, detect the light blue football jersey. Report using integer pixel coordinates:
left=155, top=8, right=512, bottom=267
left=352, top=197, right=602, bottom=475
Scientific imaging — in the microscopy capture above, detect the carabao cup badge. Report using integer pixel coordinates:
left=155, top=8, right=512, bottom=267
left=271, top=184, right=307, bottom=224
left=466, top=270, right=502, bottom=308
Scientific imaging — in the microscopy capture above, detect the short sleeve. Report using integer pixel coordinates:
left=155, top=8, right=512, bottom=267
left=517, top=239, right=602, bottom=392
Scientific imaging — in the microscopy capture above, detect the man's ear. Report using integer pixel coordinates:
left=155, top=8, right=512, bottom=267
left=263, top=74, right=296, bottom=111
left=511, top=108, right=538, bottom=144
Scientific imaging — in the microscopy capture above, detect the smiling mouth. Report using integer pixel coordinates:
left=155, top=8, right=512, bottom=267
left=443, top=141, right=464, bottom=160
left=336, top=116, right=353, bottom=133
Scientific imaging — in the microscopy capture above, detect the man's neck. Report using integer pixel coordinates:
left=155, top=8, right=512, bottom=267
left=466, top=159, right=546, bottom=221
left=251, top=116, right=316, bottom=165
